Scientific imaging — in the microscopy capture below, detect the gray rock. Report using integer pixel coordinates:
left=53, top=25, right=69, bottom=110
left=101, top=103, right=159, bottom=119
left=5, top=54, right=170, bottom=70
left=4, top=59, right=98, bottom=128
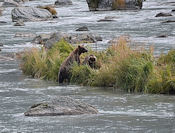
left=0, top=43, right=3, bottom=46
left=155, top=12, right=172, bottom=17
left=86, top=0, right=143, bottom=11
left=33, top=32, right=102, bottom=49
left=14, top=32, right=36, bottom=38
left=2, top=0, right=20, bottom=7
left=0, top=8, right=2, bottom=16
left=162, top=20, right=175, bottom=23
left=13, top=19, right=25, bottom=26
left=14, top=0, right=29, bottom=3
left=55, top=0, right=72, bottom=6
left=97, top=16, right=115, bottom=22
left=76, top=26, right=89, bottom=31
left=11, top=7, right=53, bottom=22
left=0, top=21, right=7, bottom=24
left=32, top=33, right=53, bottom=44
left=24, top=96, right=98, bottom=116
left=156, top=35, right=168, bottom=38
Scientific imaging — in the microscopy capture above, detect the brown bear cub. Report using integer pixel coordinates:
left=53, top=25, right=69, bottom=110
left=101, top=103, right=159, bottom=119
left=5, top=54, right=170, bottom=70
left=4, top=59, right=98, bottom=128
left=58, top=45, right=88, bottom=83
left=82, top=55, right=97, bottom=69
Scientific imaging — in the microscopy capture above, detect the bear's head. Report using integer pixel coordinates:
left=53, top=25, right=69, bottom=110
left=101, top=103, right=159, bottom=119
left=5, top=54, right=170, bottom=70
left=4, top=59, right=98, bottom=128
left=88, top=55, right=96, bottom=63
left=78, top=45, right=88, bottom=55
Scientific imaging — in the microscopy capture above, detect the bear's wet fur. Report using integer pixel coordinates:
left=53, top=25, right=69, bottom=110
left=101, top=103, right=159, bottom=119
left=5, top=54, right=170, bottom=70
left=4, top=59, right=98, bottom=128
left=58, top=45, right=88, bottom=83
left=82, top=54, right=97, bottom=69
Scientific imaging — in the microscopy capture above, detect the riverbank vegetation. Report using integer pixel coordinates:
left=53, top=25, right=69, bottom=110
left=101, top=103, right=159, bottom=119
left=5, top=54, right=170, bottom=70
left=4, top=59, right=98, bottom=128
left=19, top=37, right=175, bottom=94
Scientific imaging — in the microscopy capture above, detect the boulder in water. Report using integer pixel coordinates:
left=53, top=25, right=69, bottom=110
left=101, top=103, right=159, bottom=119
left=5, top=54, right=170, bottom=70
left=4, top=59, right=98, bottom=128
left=2, top=0, right=20, bottom=7
left=86, top=0, right=143, bottom=11
left=24, top=96, right=98, bottom=116
left=55, top=0, right=72, bottom=6
left=11, top=7, right=53, bottom=22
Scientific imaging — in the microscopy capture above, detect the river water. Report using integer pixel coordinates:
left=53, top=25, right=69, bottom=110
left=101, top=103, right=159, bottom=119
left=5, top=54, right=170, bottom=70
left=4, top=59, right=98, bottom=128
left=0, top=0, right=175, bottom=132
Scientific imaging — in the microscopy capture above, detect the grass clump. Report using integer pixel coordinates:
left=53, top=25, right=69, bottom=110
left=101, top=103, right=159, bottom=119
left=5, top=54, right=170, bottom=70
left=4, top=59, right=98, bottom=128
left=147, top=50, right=175, bottom=94
left=70, top=63, right=94, bottom=85
left=19, top=36, right=175, bottom=94
left=90, top=37, right=153, bottom=93
left=116, top=55, right=153, bottom=92
left=20, top=39, right=73, bottom=81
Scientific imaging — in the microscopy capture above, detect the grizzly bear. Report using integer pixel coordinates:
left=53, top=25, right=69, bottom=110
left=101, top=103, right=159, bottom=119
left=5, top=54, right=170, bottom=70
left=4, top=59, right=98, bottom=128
left=58, top=45, right=88, bottom=83
left=82, top=55, right=97, bottom=69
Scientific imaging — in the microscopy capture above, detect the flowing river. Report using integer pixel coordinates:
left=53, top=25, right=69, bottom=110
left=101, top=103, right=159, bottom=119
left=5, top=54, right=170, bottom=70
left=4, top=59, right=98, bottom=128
left=0, top=0, right=175, bottom=132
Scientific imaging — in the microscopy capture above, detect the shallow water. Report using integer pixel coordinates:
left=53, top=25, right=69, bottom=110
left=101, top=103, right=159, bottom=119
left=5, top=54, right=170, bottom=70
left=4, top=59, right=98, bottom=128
left=0, top=0, right=175, bottom=132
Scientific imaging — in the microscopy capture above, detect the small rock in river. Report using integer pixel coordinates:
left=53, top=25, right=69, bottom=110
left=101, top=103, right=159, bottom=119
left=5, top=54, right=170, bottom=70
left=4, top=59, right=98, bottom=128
left=0, top=43, right=3, bottom=47
left=55, top=0, right=73, bottom=6
left=76, top=26, right=89, bottom=31
left=157, top=35, right=168, bottom=38
left=0, top=21, right=7, bottom=24
left=97, top=16, right=115, bottom=22
left=2, top=0, right=20, bottom=7
left=155, top=12, right=172, bottom=17
left=162, top=20, right=175, bottom=23
left=14, top=20, right=25, bottom=26
left=14, top=32, right=36, bottom=38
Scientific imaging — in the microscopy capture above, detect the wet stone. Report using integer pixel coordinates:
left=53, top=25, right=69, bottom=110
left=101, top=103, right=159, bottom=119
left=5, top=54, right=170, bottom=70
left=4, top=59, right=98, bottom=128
left=24, top=96, right=98, bottom=116
left=55, top=0, right=72, bottom=6
left=2, top=0, right=20, bottom=7
left=11, top=7, right=53, bottom=22
left=76, top=26, right=89, bottom=31
left=14, top=32, right=36, bottom=38
left=155, top=12, right=172, bottom=17
left=14, top=20, right=25, bottom=26
left=162, top=20, right=175, bottom=23
left=157, top=35, right=168, bottom=38
left=0, top=43, right=3, bottom=46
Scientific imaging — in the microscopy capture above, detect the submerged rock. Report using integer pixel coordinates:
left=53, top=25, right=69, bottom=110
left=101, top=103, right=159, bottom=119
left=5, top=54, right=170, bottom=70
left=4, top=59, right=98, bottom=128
left=97, top=16, right=116, bottom=22
left=86, top=0, right=143, bottom=11
left=14, top=32, right=36, bottom=38
left=155, top=12, right=172, bottom=17
left=0, top=8, right=2, bottom=16
left=33, top=32, right=102, bottom=49
left=0, top=21, right=7, bottom=24
left=24, top=96, right=98, bottom=116
left=0, top=43, right=3, bottom=46
left=162, top=20, right=175, bottom=23
left=55, top=0, right=72, bottom=6
left=13, top=19, right=25, bottom=26
left=11, top=7, right=53, bottom=22
left=76, top=26, right=89, bottom=31
left=157, top=35, right=168, bottom=38
left=2, top=0, right=20, bottom=7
